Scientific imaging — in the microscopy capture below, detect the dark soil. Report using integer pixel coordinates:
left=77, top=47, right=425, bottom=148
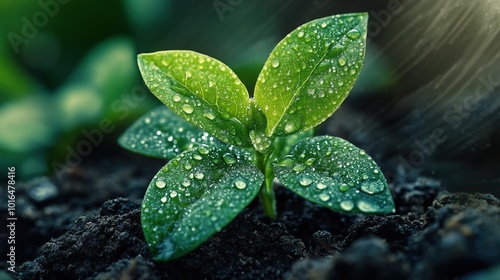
left=3, top=151, right=500, bottom=280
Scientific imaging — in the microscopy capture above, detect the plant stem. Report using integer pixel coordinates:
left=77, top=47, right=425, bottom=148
left=256, top=151, right=277, bottom=219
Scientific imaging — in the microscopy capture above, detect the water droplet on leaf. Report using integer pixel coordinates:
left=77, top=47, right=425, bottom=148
left=293, top=164, right=306, bottom=172
left=182, top=104, right=194, bottom=114
left=198, top=146, right=209, bottom=155
left=319, top=193, right=330, bottom=201
left=299, top=177, right=313, bottom=186
left=346, top=29, right=361, bottom=39
left=182, top=178, right=191, bottom=187
left=357, top=200, right=380, bottom=213
left=360, top=181, right=385, bottom=194
left=223, top=153, right=237, bottom=165
left=338, top=57, right=346, bottom=67
left=203, top=111, right=215, bottom=120
left=305, top=158, right=316, bottom=166
left=340, top=200, right=354, bottom=211
left=193, top=154, right=202, bottom=161
left=234, top=180, right=247, bottom=190
left=339, top=184, right=349, bottom=192
left=155, top=179, right=166, bottom=189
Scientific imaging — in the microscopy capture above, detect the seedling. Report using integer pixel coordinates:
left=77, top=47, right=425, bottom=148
left=119, top=12, right=395, bottom=261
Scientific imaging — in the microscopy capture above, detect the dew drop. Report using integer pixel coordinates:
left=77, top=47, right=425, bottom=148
left=339, top=184, right=349, bottom=192
left=170, top=191, right=178, bottom=198
left=298, top=31, right=304, bottom=38
left=359, top=150, right=366, bottom=156
left=160, top=197, right=167, bottom=203
left=223, top=153, right=237, bottom=165
left=184, top=163, right=192, bottom=170
left=144, top=117, right=151, bottom=124
left=284, top=117, right=301, bottom=134
left=338, top=57, right=347, bottom=67
left=203, top=111, right=215, bottom=120
left=182, top=104, right=194, bottom=114
left=208, top=81, right=214, bottom=87
left=360, top=181, right=385, bottom=194
left=182, top=179, right=191, bottom=187
left=346, top=29, right=361, bottom=39
left=185, top=71, right=192, bottom=78
left=305, top=158, right=316, bottom=166
left=373, top=169, right=380, bottom=174
left=195, top=172, right=205, bottom=180
left=277, top=157, right=295, bottom=166
left=198, top=146, right=210, bottom=155
left=173, top=94, right=182, bottom=102
left=338, top=80, right=344, bottom=87
left=321, top=22, right=328, bottom=28
left=357, top=200, right=380, bottom=213
left=234, top=180, right=247, bottom=190
left=316, top=182, right=327, bottom=190
left=319, top=193, right=330, bottom=201
left=340, top=200, right=354, bottom=211
left=292, top=164, right=306, bottom=172
left=362, top=173, right=369, bottom=180
left=299, top=177, right=313, bottom=186
left=272, top=60, right=280, bottom=68
left=155, top=179, right=166, bottom=189
left=193, top=154, right=202, bottom=161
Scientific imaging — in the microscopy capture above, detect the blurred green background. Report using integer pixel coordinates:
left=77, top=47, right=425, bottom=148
left=0, top=0, right=499, bottom=195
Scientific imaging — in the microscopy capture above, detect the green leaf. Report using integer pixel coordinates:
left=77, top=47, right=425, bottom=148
left=118, top=106, right=224, bottom=159
left=273, top=136, right=395, bottom=214
left=141, top=145, right=263, bottom=261
left=254, top=13, right=368, bottom=137
left=138, top=51, right=252, bottom=147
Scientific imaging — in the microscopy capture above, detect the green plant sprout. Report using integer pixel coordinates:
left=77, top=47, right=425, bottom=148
left=119, top=12, right=395, bottom=261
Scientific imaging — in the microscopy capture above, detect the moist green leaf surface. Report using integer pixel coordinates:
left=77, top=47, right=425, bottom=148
left=271, top=129, right=314, bottom=161
left=273, top=136, right=395, bottom=214
left=254, top=13, right=368, bottom=137
left=138, top=51, right=252, bottom=147
left=118, top=106, right=223, bottom=159
left=141, top=145, right=263, bottom=261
